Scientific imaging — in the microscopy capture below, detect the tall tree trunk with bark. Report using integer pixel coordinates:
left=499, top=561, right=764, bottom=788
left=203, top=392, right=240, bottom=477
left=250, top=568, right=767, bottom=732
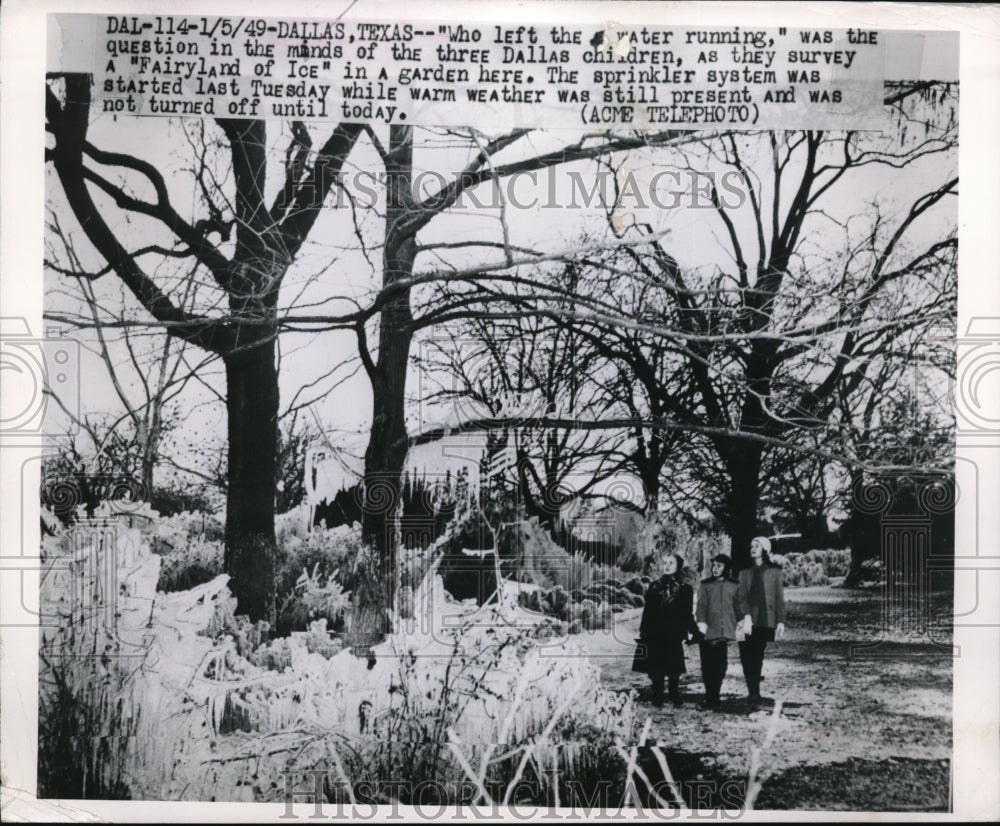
left=726, top=445, right=764, bottom=570
left=224, top=338, right=280, bottom=623
left=351, top=126, right=417, bottom=653
left=843, top=467, right=872, bottom=587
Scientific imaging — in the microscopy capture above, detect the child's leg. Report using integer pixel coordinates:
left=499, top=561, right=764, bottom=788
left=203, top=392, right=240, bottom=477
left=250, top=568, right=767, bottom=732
left=667, top=673, right=682, bottom=705
left=740, top=629, right=768, bottom=697
left=701, top=643, right=724, bottom=704
left=650, top=673, right=665, bottom=705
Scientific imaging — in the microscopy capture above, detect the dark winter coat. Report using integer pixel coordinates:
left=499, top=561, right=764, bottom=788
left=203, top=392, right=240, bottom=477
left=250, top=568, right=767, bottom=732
left=634, top=574, right=696, bottom=677
left=738, top=563, right=786, bottom=628
left=696, top=576, right=749, bottom=642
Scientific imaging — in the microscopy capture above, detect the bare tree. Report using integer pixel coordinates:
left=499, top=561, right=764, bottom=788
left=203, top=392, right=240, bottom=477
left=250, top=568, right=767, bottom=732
left=418, top=283, right=626, bottom=530
left=45, top=211, right=224, bottom=500
left=46, top=74, right=363, bottom=621
left=580, top=84, right=958, bottom=567
left=413, top=84, right=958, bottom=571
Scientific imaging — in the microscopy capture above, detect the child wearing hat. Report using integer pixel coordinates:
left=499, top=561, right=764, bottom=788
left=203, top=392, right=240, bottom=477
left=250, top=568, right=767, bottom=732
left=695, top=553, right=749, bottom=709
left=737, top=536, right=787, bottom=702
left=635, top=552, right=698, bottom=707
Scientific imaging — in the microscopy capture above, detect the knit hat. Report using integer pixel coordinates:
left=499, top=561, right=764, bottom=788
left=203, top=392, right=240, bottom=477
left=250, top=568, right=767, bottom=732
left=752, top=536, right=772, bottom=554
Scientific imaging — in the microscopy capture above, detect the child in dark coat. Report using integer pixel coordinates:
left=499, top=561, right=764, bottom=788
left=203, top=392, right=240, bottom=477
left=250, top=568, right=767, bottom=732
left=696, top=554, right=749, bottom=709
left=635, top=553, right=698, bottom=706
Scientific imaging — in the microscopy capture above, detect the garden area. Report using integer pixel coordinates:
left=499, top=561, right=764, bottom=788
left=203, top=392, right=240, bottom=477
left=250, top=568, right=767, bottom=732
left=37, top=499, right=952, bottom=811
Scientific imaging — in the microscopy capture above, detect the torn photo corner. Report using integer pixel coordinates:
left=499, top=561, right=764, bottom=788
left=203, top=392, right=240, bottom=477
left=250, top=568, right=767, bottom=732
left=2, top=0, right=998, bottom=821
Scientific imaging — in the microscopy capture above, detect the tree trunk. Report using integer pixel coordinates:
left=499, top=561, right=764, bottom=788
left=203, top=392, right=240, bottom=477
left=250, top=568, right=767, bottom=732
left=223, top=339, right=279, bottom=624
left=727, top=447, right=763, bottom=570
left=350, top=126, right=417, bottom=654
left=139, top=403, right=162, bottom=501
left=844, top=468, right=870, bottom=587
left=140, top=436, right=156, bottom=503
left=352, top=324, right=411, bottom=652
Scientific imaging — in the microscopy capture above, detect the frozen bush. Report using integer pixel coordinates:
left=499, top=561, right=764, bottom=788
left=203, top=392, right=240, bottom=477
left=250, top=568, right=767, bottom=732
left=534, top=616, right=569, bottom=640
left=517, top=589, right=542, bottom=612
left=250, top=635, right=293, bottom=672
left=157, top=536, right=224, bottom=592
left=547, top=550, right=595, bottom=592
left=276, top=563, right=351, bottom=636
left=578, top=598, right=598, bottom=630
left=775, top=551, right=843, bottom=587
left=303, top=618, right=344, bottom=659
left=42, top=514, right=639, bottom=803
left=193, top=599, right=639, bottom=804
left=548, top=584, right=570, bottom=616
left=805, top=562, right=829, bottom=585
left=277, top=523, right=363, bottom=595
left=151, top=510, right=225, bottom=548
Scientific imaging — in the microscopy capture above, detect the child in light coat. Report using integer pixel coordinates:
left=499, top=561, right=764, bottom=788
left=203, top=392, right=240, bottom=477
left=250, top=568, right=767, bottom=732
left=696, top=554, right=749, bottom=709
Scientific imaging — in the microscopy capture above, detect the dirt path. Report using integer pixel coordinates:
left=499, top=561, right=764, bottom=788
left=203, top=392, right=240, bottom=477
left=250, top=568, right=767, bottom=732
left=579, top=583, right=953, bottom=811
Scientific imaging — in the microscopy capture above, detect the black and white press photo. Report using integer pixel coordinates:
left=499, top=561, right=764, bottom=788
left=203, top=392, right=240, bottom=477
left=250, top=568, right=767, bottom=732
left=1, top=0, right=998, bottom=821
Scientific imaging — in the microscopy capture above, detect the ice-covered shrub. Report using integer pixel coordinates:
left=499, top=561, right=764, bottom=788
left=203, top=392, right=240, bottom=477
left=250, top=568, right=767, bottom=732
left=128, top=575, right=635, bottom=802
left=547, top=550, right=596, bottom=592
left=38, top=519, right=162, bottom=799
left=276, top=563, right=350, bottom=635
left=157, top=535, right=224, bottom=592
left=789, top=560, right=829, bottom=587
left=578, top=598, right=598, bottom=630
left=515, top=517, right=570, bottom=583
left=804, top=548, right=851, bottom=578
left=516, top=560, right=643, bottom=629
left=316, top=601, right=637, bottom=804
left=151, top=510, right=228, bottom=591
left=155, top=522, right=363, bottom=633
left=517, top=581, right=624, bottom=631
left=636, top=518, right=730, bottom=581
left=150, top=484, right=220, bottom=517
left=41, top=508, right=638, bottom=806
left=151, top=510, right=225, bottom=549
left=250, top=635, right=294, bottom=672
left=277, top=523, right=363, bottom=596
left=546, top=584, right=569, bottom=615
left=771, top=549, right=850, bottom=587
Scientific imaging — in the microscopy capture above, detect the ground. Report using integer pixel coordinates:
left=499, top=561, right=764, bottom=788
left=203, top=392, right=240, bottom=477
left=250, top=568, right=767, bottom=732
left=579, top=581, right=953, bottom=812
